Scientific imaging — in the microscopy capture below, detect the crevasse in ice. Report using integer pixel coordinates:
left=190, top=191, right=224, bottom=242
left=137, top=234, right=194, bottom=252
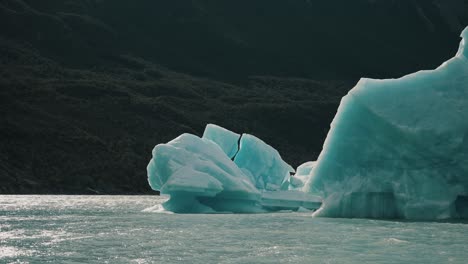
left=147, top=133, right=262, bottom=213
left=305, top=26, right=468, bottom=220
left=233, top=134, right=294, bottom=191
left=203, top=124, right=294, bottom=191
left=202, top=124, right=240, bottom=159
left=147, top=124, right=321, bottom=213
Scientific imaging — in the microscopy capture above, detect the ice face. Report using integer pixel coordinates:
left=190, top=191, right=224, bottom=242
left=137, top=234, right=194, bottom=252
left=147, top=133, right=258, bottom=196
left=147, top=125, right=320, bottom=213
left=203, top=124, right=294, bottom=191
left=234, top=134, right=294, bottom=191
left=306, top=26, right=468, bottom=220
left=202, top=124, right=241, bottom=159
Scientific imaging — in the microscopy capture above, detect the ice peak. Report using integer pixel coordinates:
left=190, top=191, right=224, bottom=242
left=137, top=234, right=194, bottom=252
left=457, top=26, right=468, bottom=58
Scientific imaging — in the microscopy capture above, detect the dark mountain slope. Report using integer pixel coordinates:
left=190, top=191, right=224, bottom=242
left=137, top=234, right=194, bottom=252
left=1, top=0, right=465, bottom=80
left=0, top=39, right=349, bottom=193
left=0, top=0, right=466, bottom=193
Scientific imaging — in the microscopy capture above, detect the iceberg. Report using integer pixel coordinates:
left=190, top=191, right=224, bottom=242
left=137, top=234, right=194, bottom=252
left=148, top=125, right=321, bottom=213
left=288, top=161, right=316, bottom=191
left=306, top=27, right=468, bottom=220
left=147, top=133, right=262, bottom=213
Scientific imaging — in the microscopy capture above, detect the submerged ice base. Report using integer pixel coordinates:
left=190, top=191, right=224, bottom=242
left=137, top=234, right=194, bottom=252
left=306, top=27, right=468, bottom=220
left=147, top=124, right=320, bottom=213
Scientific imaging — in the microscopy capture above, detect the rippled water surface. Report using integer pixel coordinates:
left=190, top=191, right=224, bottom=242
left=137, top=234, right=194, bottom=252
left=1, top=195, right=467, bottom=263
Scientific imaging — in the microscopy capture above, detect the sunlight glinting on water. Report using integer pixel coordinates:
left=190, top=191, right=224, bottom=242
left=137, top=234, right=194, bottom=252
left=0, top=195, right=467, bottom=264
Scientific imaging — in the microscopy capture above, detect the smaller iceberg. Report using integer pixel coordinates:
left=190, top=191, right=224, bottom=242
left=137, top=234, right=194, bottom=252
left=147, top=124, right=321, bottom=213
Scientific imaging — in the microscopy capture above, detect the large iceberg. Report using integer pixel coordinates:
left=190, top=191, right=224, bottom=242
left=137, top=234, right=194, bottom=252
left=147, top=124, right=321, bottom=213
left=305, top=27, right=468, bottom=220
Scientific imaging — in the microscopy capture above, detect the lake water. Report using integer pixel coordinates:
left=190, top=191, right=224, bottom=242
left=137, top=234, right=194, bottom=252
left=0, top=195, right=467, bottom=264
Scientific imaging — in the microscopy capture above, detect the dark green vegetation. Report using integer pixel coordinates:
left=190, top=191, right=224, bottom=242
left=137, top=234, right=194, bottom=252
left=1, top=0, right=466, bottom=193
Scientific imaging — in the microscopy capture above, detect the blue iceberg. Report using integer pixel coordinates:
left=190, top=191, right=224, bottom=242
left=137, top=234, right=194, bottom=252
left=148, top=27, right=468, bottom=219
left=306, top=27, right=468, bottom=220
left=147, top=124, right=321, bottom=213
left=147, top=133, right=262, bottom=213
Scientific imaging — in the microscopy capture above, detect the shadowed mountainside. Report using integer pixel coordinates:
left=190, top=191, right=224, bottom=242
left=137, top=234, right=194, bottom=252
left=0, top=42, right=348, bottom=193
left=0, top=0, right=466, bottom=193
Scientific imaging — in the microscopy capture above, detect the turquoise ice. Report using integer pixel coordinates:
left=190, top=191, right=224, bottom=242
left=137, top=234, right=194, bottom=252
left=233, top=134, right=294, bottom=191
left=202, top=124, right=240, bottom=159
left=203, top=124, right=294, bottom=191
left=147, top=125, right=320, bottom=213
left=148, top=27, right=468, bottom=218
left=306, top=27, right=468, bottom=220
left=288, top=161, right=316, bottom=191
left=147, top=133, right=262, bottom=213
